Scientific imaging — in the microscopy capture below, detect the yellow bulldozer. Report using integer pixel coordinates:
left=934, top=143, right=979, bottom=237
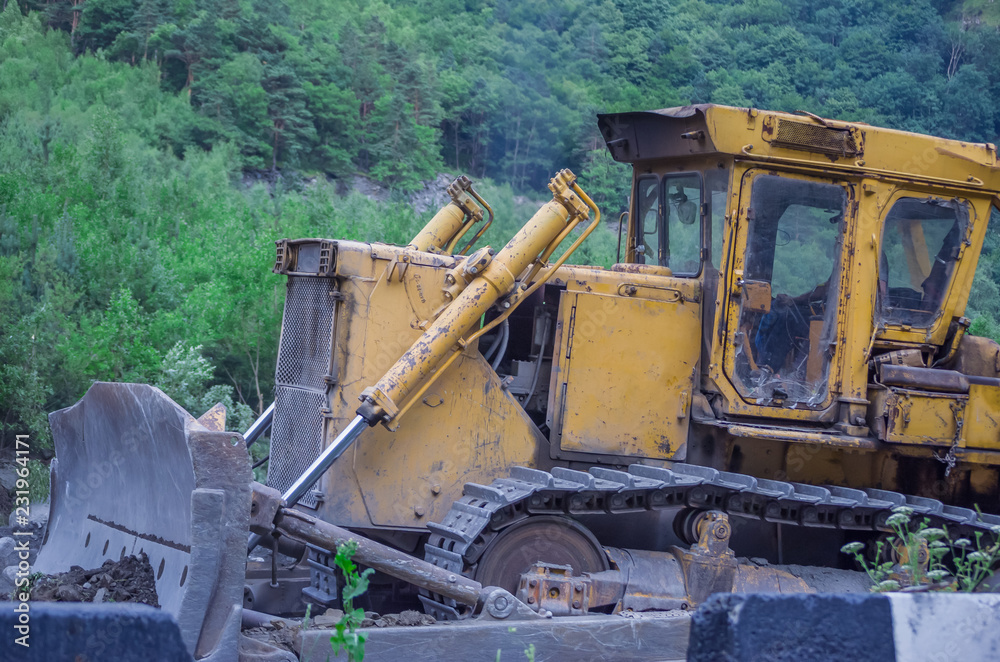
left=34, top=104, right=1000, bottom=658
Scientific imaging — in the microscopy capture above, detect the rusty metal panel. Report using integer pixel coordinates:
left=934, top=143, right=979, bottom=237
left=965, top=383, right=1000, bottom=451
left=881, top=388, right=967, bottom=447
left=553, top=290, right=699, bottom=459
left=879, top=365, right=969, bottom=393
left=351, top=351, right=543, bottom=528
left=602, top=105, right=1000, bottom=191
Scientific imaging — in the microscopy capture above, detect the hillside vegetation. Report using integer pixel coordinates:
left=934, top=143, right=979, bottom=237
left=2, top=0, right=1000, bottom=448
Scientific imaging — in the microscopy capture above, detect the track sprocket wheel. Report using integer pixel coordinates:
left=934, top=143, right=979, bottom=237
left=472, top=515, right=609, bottom=595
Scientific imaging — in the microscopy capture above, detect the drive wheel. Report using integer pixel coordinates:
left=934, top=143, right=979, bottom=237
left=472, top=516, right=609, bottom=595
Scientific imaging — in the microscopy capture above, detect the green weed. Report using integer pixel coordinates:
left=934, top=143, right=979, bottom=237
left=841, top=505, right=1000, bottom=592
left=329, top=540, right=374, bottom=661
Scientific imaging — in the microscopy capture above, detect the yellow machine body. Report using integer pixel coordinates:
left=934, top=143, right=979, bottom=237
left=268, top=105, right=1000, bottom=543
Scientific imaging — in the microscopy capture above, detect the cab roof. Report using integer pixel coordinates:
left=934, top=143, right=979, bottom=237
left=598, top=104, right=1000, bottom=194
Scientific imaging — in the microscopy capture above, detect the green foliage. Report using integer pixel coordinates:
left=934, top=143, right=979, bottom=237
left=18, top=0, right=1000, bottom=188
left=67, top=287, right=161, bottom=383
left=249, top=436, right=269, bottom=482
left=969, top=315, right=1000, bottom=344
left=579, top=148, right=630, bottom=215
left=156, top=342, right=255, bottom=429
left=157, top=342, right=214, bottom=411
left=23, top=458, right=49, bottom=503
left=841, top=506, right=1000, bottom=592
left=301, top=603, right=313, bottom=629
left=2, top=0, right=1000, bottom=447
left=329, top=540, right=374, bottom=662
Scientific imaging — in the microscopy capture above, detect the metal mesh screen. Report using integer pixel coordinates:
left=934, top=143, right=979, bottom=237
left=267, top=275, right=338, bottom=509
left=266, top=386, right=326, bottom=508
left=275, top=277, right=337, bottom=391
left=773, top=120, right=860, bottom=156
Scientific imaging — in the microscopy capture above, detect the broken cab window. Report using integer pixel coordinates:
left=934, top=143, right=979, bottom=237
left=732, top=175, right=847, bottom=407
left=877, top=197, right=969, bottom=328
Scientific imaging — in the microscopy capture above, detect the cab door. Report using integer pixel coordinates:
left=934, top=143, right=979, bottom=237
left=720, top=169, right=855, bottom=418
left=549, top=172, right=704, bottom=460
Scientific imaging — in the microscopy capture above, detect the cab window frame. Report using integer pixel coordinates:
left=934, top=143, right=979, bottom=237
left=631, top=170, right=705, bottom=277
left=876, top=194, right=971, bottom=330
left=633, top=173, right=661, bottom=267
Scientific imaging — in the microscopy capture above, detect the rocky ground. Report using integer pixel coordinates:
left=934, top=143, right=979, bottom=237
left=0, top=515, right=47, bottom=599
left=18, top=552, right=160, bottom=606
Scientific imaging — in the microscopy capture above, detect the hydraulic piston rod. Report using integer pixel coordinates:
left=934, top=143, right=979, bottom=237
left=243, top=401, right=274, bottom=448
left=248, top=414, right=368, bottom=552
left=358, top=169, right=592, bottom=427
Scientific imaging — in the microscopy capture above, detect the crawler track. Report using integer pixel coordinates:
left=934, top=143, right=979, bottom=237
left=420, top=463, right=1000, bottom=619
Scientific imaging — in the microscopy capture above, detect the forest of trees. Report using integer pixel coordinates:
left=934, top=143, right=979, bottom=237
left=2, top=0, right=1000, bottom=452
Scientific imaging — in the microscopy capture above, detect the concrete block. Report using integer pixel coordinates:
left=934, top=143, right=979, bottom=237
left=687, top=592, right=1000, bottom=662
left=0, top=601, right=190, bottom=662
left=889, top=593, right=1000, bottom=661
left=688, top=593, right=895, bottom=662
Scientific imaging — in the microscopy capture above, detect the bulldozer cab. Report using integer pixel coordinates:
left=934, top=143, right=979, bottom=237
left=600, top=104, right=999, bottom=431
left=724, top=171, right=850, bottom=411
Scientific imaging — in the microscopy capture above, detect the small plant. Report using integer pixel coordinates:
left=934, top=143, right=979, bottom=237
left=496, top=627, right=538, bottom=661
left=330, top=540, right=374, bottom=661
left=301, top=603, right=313, bottom=630
left=841, top=506, right=1000, bottom=592
left=23, top=572, right=45, bottom=598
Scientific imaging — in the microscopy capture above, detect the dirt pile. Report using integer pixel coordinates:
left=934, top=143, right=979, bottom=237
left=305, top=608, right=436, bottom=629
left=28, top=552, right=160, bottom=607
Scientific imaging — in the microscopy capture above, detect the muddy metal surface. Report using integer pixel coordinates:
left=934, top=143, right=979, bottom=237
left=298, top=611, right=691, bottom=662
left=244, top=609, right=690, bottom=662
left=242, top=608, right=439, bottom=657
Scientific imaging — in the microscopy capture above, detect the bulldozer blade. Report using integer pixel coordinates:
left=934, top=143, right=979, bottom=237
left=34, top=382, right=252, bottom=662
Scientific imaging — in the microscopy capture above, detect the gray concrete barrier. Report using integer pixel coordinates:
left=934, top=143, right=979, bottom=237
left=688, top=592, right=1000, bottom=662
left=0, top=601, right=190, bottom=662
